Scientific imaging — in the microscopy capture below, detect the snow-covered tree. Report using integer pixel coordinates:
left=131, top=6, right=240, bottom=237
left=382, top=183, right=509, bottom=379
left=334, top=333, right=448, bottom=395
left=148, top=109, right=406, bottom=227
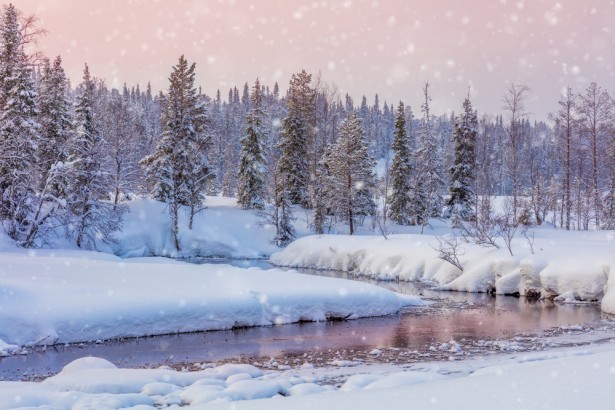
left=578, top=82, right=611, bottom=229
left=278, top=70, right=315, bottom=207
left=549, top=86, right=577, bottom=230
left=21, top=55, right=73, bottom=247
left=277, top=110, right=309, bottom=206
left=0, top=4, right=40, bottom=243
left=237, top=78, right=267, bottom=210
left=448, top=94, right=478, bottom=227
left=388, top=101, right=413, bottom=225
left=141, top=55, right=210, bottom=251
left=100, top=89, right=143, bottom=205
left=324, top=114, right=376, bottom=235
left=66, top=64, right=124, bottom=250
left=412, top=82, right=444, bottom=228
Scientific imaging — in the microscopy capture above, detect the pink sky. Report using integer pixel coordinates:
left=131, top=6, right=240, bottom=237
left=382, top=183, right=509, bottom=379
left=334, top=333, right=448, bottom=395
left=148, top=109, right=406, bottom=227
left=12, top=0, right=615, bottom=118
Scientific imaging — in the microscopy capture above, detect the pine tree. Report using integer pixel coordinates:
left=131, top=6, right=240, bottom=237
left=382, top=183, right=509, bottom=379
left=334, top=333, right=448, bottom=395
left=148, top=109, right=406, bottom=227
left=325, top=114, right=376, bottom=235
left=448, top=94, right=478, bottom=227
left=237, top=78, right=267, bottom=210
left=0, top=4, right=40, bottom=243
left=22, top=56, right=73, bottom=247
left=66, top=64, right=124, bottom=250
left=278, top=70, right=315, bottom=207
left=141, top=55, right=210, bottom=251
left=413, top=82, right=444, bottom=228
left=388, top=101, right=413, bottom=225
left=277, top=111, right=308, bottom=205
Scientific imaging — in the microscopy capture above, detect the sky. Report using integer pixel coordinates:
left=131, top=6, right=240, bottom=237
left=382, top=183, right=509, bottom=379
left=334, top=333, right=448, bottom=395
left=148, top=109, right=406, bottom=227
left=11, top=0, right=615, bottom=119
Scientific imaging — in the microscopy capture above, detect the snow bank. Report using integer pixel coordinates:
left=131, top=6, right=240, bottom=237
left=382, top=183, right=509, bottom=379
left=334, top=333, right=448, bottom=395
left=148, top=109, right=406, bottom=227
left=271, top=230, right=615, bottom=312
left=114, top=197, right=312, bottom=259
left=601, top=266, right=615, bottom=315
left=0, top=250, right=420, bottom=347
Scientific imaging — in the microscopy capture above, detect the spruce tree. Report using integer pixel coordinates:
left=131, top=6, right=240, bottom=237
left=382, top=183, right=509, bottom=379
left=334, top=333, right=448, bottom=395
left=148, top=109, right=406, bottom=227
left=448, top=94, right=478, bottom=227
left=22, top=56, right=73, bottom=247
left=237, top=78, right=267, bottom=210
left=325, top=114, right=376, bottom=235
left=0, top=4, right=40, bottom=243
left=413, top=82, right=444, bottom=228
left=277, top=111, right=308, bottom=205
left=141, top=55, right=210, bottom=251
left=66, top=64, right=124, bottom=250
left=278, top=70, right=315, bottom=207
left=388, top=101, right=413, bottom=225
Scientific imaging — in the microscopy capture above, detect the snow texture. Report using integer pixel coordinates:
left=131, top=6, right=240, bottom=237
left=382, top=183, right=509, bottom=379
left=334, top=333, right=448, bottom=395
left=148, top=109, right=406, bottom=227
left=2, top=345, right=615, bottom=409
left=271, top=229, right=615, bottom=313
left=0, top=244, right=419, bottom=347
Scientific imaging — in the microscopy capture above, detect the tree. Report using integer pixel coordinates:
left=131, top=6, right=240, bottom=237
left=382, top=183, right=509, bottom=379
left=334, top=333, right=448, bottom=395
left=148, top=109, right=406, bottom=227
left=277, top=110, right=309, bottom=206
left=273, top=171, right=296, bottom=247
left=324, top=114, right=376, bottom=235
left=278, top=70, right=315, bottom=207
left=237, top=78, right=267, bottom=210
left=141, top=55, right=210, bottom=251
left=413, top=82, right=444, bottom=228
left=388, top=101, right=413, bottom=225
left=0, top=4, right=40, bottom=243
left=502, top=83, right=530, bottom=221
left=22, top=55, right=73, bottom=247
left=448, top=94, right=478, bottom=227
left=101, top=89, right=143, bottom=205
left=578, top=82, right=611, bottom=229
left=66, top=64, right=124, bottom=250
left=549, top=86, right=577, bottom=230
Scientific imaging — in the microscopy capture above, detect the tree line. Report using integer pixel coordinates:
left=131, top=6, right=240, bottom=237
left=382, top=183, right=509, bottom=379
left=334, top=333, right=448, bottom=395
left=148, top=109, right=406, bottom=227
left=1, top=3, right=614, bottom=252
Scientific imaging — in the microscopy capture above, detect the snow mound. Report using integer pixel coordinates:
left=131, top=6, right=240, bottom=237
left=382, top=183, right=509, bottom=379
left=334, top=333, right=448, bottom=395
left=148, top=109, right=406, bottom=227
left=0, top=250, right=420, bottom=347
left=114, top=198, right=310, bottom=259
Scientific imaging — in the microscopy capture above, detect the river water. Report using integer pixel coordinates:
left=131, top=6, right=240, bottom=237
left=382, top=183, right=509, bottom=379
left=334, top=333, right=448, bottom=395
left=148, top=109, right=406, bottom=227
left=0, top=259, right=604, bottom=381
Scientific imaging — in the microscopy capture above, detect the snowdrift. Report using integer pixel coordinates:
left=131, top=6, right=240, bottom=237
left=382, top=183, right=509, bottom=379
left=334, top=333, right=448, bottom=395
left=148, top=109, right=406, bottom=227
left=0, top=249, right=419, bottom=349
left=114, top=197, right=303, bottom=259
left=271, top=231, right=615, bottom=314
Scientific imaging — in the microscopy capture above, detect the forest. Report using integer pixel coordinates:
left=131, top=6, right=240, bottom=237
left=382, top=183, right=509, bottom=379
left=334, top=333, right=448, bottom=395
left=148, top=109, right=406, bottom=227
left=1, top=3, right=614, bottom=253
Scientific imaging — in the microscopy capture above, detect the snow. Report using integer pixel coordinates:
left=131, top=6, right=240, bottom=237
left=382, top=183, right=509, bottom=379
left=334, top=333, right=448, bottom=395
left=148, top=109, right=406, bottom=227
left=114, top=197, right=311, bottom=259
left=2, top=343, right=615, bottom=409
left=0, top=245, right=420, bottom=348
left=271, top=228, right=615, bottom=313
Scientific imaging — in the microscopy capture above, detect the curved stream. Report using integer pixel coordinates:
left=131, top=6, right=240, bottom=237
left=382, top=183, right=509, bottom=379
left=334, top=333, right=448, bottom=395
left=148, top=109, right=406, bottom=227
left=0, top=260, right=604, bottom=381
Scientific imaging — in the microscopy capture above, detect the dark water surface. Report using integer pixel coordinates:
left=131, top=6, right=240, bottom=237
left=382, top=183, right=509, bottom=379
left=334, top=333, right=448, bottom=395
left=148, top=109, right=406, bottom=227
left=0, top=260, right=604, bottom=381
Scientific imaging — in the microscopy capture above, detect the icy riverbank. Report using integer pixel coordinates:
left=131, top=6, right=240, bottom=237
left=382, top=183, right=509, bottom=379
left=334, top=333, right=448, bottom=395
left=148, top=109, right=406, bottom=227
left=271, top=232, right=615, bottom=314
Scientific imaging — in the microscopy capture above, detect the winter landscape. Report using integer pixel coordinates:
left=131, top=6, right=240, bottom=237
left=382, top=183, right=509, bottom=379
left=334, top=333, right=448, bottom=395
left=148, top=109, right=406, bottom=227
left=1, top=1, right=615, bottom=409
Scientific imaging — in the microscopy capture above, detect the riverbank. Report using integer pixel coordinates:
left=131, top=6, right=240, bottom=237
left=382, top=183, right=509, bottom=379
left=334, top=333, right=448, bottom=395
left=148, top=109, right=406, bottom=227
left=0, top=248, right=419, bottom=352
left=271, top=231, right=615, bottom=314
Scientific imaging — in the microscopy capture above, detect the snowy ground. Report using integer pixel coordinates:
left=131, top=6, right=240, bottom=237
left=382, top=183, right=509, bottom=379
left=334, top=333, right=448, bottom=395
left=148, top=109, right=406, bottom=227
left=113, top=198, right=305, bottom=259
left=271, top=228, right=615, bottom=314
left=115, top=197, right=615, bottom=316
left=2, top=337, right=615, bottom=409
left=0, top=245, right=419, bottom=351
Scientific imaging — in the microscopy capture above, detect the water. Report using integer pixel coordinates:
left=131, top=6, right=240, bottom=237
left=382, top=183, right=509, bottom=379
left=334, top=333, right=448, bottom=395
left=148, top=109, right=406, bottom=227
left=0, top=260, right=604, bottom=381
